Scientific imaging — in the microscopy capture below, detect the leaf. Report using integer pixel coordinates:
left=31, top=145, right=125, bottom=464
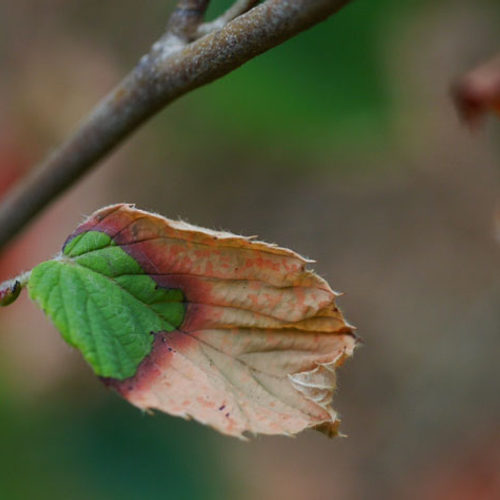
left=26, top=204, right=357, bottom=438
left=452, top=52, right=500, bottom=129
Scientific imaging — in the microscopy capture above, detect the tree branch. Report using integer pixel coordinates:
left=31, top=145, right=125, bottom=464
left=0, top=0, right=351, bottom=254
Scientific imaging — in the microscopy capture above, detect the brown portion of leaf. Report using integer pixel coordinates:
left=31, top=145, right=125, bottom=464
left=80, top=204, right=357, bottom=438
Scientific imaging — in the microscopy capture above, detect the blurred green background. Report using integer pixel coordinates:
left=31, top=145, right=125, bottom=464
left=1, top=1, right=500, bottom=499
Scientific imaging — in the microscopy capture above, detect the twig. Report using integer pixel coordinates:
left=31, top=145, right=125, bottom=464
left=197, top=0, right=260, bottom=37
left=167, top=0, right=211, bottom=41
left=0, top=271, right=31, bottom=306
left=0, top=0, right=352, bottom=254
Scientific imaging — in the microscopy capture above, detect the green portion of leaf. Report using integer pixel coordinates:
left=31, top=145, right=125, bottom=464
left=28, top=231, right=185, bottom=380
left=63, top=230, right=115, bottom=258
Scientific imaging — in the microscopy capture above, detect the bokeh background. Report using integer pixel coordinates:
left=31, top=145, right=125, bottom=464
left=1, top=0, right=500, bottom=498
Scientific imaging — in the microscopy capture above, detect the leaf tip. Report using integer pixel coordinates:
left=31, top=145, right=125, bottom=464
left=313, top=419, right=341, bottom=438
